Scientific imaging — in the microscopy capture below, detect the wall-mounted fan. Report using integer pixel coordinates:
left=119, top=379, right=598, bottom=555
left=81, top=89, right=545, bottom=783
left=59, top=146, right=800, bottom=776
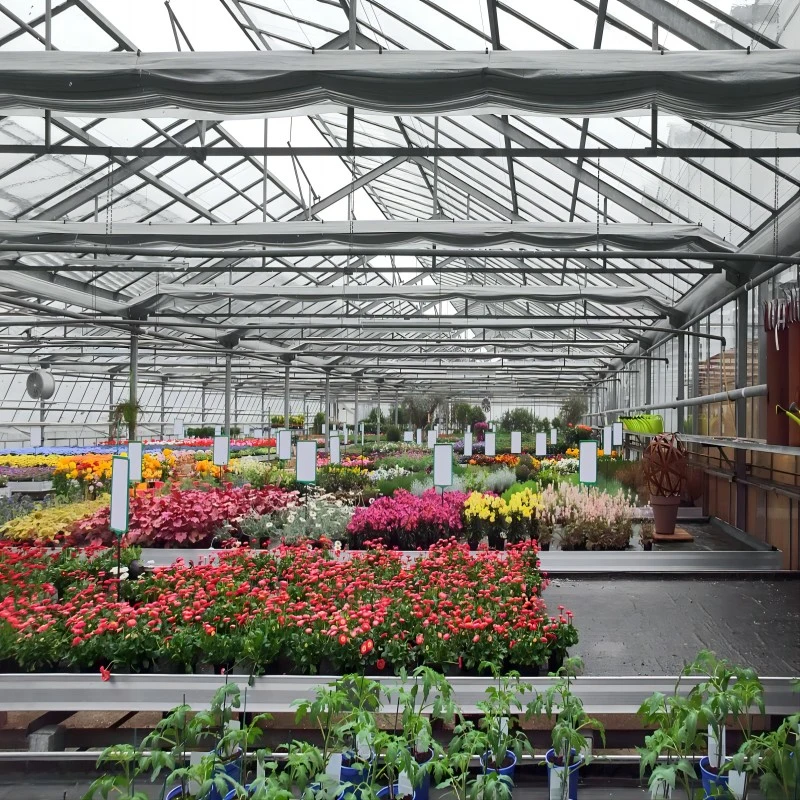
left=26, top=370, right=55, bottom=400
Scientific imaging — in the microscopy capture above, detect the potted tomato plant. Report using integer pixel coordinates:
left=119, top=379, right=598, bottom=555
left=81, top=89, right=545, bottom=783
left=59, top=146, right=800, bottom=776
left=542, top=658, right=605, bottom=800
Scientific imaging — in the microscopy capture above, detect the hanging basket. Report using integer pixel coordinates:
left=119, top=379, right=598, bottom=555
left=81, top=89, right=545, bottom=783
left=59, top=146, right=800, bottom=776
left=620, top=414, right=663, bottom=434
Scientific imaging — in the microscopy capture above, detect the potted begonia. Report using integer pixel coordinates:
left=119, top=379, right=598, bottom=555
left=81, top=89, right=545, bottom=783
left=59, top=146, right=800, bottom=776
left=642, top=433, right=686, bottom=536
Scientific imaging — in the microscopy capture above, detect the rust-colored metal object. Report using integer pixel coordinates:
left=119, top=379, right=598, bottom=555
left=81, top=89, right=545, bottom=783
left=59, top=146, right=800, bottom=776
left=642, top=433, right=686, bottom=497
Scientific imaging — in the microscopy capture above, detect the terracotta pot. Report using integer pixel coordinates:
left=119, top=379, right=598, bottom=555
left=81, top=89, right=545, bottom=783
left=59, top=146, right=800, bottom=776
left=649, top=494, right=680, bottom=535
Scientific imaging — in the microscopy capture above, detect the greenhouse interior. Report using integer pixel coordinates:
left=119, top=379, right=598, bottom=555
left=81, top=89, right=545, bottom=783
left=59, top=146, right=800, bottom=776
left=0, top=0, right=799, bottom=798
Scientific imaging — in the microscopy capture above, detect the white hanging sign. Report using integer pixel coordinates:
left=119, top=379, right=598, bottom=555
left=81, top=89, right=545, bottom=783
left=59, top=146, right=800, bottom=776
left=324, top=753, right=343, bottom=782
left=484, top=431, right=496, bottom=457
left=551, top=428, right=558, bottom=445
left=329, top=434, right=341, bottom=465
left=296, top=441, right=317, bottom=484
left=463, top=431, right=473, bottom=457
left=579, top=440, right=598, bottom=484
left=173, top=420, right=184, bottom=438
left=416, top=428, right=422, bottom=445
left=403, top=430, right=413, bottom=442
left=603, top=425, right=612, bottom=454
left=343, top=426, right=349, bottom=445
left=109, top=456, right=130, bottom=535
left=427, top=429, right=436, bottom=448
left=613, top=421, right=623, bottom=446
left=214, top=425, right=222, bottom=435
left=128, top=441, right=143, bottom=483
left=30, top=426, right=42, bottom=448
left=277, top=429, right=292, bottom=459
left=510, top=431, right=522, bottom=454
left=433, top=444, right=453, bottom=488
left=213, top=435, right=230, bottom=466
left=322, top=423, right=327, bottom=435
left=535, top=432, right=547, bottom=456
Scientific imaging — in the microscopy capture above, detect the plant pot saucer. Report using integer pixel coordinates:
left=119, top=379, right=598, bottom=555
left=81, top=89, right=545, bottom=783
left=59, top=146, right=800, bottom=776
left=652, top=526, right=694, bottom=542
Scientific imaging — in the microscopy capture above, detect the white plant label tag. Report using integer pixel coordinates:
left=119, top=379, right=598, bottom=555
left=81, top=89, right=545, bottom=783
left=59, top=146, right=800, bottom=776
left=256, top=752, right=266, bottom=779
left=325, top=752, right=342, bottom=780
left=728, top=770, right=746, bottom=799
left=499, top=716, right=508, bottom=736
left=415, top=732, right=427, bottom=754
left=356, top=731, right=371, bottom=760
left=549, top=767, right=565, bottom=800
left=398, top=770, right=414, bottom=797
left=650, top=779, right=672, bottom=799
left=708, top=725, right=726, bottom=767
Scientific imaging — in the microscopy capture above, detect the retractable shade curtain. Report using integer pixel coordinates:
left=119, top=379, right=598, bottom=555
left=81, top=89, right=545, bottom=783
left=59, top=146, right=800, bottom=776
left=0, top=50, right=797, bottom=128
left=131, top=284, right=673, bottom=315
left=0, top=221, right=736, bottom=253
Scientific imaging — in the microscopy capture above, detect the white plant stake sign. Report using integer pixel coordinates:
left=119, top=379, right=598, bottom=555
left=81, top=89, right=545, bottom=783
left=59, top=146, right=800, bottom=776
left=612, top=421, right=623, bottom=446
left=603, top=425, right=612, bottom=454
left=296, top=441, right=317, bottom=485
left=463, top=431, right=473, bottom=457
left=128, top=441, right=143, bottom=483
left=433, top=444, right=453, bottom=489
left=535, top=432, right=547, bottom=456
left=416, top=428, right=422, bottom=446
left=484, top=431, right=496, bottom=457
left=277, top=429, right=292, bottom=460
left=403, top=430, right=413, bottom=443
left=579, top=440, right=598, bottom=484
left=213, top=435, right=230, bottom=467
left=329, top=434, right=341, bottom=465
left=511, top=431, right=522, bottom=454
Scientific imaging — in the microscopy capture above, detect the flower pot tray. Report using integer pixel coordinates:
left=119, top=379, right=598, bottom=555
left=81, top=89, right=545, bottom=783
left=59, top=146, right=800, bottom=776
left=651, top=526, right=694, bottom=542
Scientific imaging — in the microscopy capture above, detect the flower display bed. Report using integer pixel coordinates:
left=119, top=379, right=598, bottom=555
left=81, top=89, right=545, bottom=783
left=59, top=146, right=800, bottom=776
left=0, top=539, right=576, bottom=675
left=69, top=485, right=295, bottom=547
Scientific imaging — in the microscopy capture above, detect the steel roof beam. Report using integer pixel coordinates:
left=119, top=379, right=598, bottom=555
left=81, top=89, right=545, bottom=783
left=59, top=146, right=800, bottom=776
left=617, top=0, right=742, bottom=50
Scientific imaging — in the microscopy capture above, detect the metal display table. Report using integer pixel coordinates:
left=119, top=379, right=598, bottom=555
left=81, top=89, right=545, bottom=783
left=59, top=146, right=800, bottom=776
left=0, top=673, right=797, bottom=716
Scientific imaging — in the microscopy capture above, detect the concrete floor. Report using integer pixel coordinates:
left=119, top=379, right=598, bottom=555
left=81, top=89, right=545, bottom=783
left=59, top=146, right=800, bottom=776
left=543, top=577, right=800, bottom=675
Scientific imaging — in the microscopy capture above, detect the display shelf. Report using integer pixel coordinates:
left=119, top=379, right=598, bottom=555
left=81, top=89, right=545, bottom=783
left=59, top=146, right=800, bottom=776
left=0, top=674, right=796, bottom=716
left=138, top=547, right=785, bottom=573
left=625, top=431, right=800, bottom=458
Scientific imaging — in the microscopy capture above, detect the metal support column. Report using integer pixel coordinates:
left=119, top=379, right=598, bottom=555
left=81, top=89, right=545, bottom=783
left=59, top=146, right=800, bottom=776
left=201, top=384, right=206, bottom=427
left=644, top=359, right=652, bottom=406
left=691, top=323, right=700, bottom=435
left=394, top=392, right=399, bottom=426
left=324, top=369, right=331, bottom=434
left=234, top=386, right=239, bottom=433
left=376, top=379, right=382, bottom=444
left=260, top=389, right=265, bottom=435
left=129, top=332, right=138, bottom=440
left=354, top=380, right=360, bottom=441
left=108, top=376, right=115, bottom=440
left=160, top=377, right=166, bottom=439
left=676, top=335, right=685, bottom=434
left=735, top=292, right=748, bottom=530
left=283, top=359, right=291, bottom=429
left=224, top=353, right=232, bottom=436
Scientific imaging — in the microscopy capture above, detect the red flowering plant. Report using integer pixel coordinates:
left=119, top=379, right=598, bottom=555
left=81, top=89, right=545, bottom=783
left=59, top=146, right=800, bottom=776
left=0, top=539, right=577, bottom=677
left=68, top=485, right=297, bottom=547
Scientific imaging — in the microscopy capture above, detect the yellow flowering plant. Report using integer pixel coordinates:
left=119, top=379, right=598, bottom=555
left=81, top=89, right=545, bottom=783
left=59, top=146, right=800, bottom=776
left=0, top=454, right=60, bottom=467
left=1, top=496, right=108, bottom=542
left=463, top=488, right=540, bottom=549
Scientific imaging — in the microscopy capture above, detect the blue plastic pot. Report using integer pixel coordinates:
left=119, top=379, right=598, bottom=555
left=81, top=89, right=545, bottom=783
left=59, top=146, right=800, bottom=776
left=340, top=751, right=373, bottom=800
left=546, top=748, right=584, bottom=800
left=411, top=747, right=434, bottom=800
left=210, top=749, right=243, bottom=800
left=699, top=756, right=729, bottom=797
left=376, top=785, right=416, bottom=800
left=480, top=749, right=518, bottom=782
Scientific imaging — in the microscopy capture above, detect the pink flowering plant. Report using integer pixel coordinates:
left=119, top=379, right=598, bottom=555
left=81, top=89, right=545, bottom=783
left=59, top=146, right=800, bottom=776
left=347, top=489, right=467, bottom=549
